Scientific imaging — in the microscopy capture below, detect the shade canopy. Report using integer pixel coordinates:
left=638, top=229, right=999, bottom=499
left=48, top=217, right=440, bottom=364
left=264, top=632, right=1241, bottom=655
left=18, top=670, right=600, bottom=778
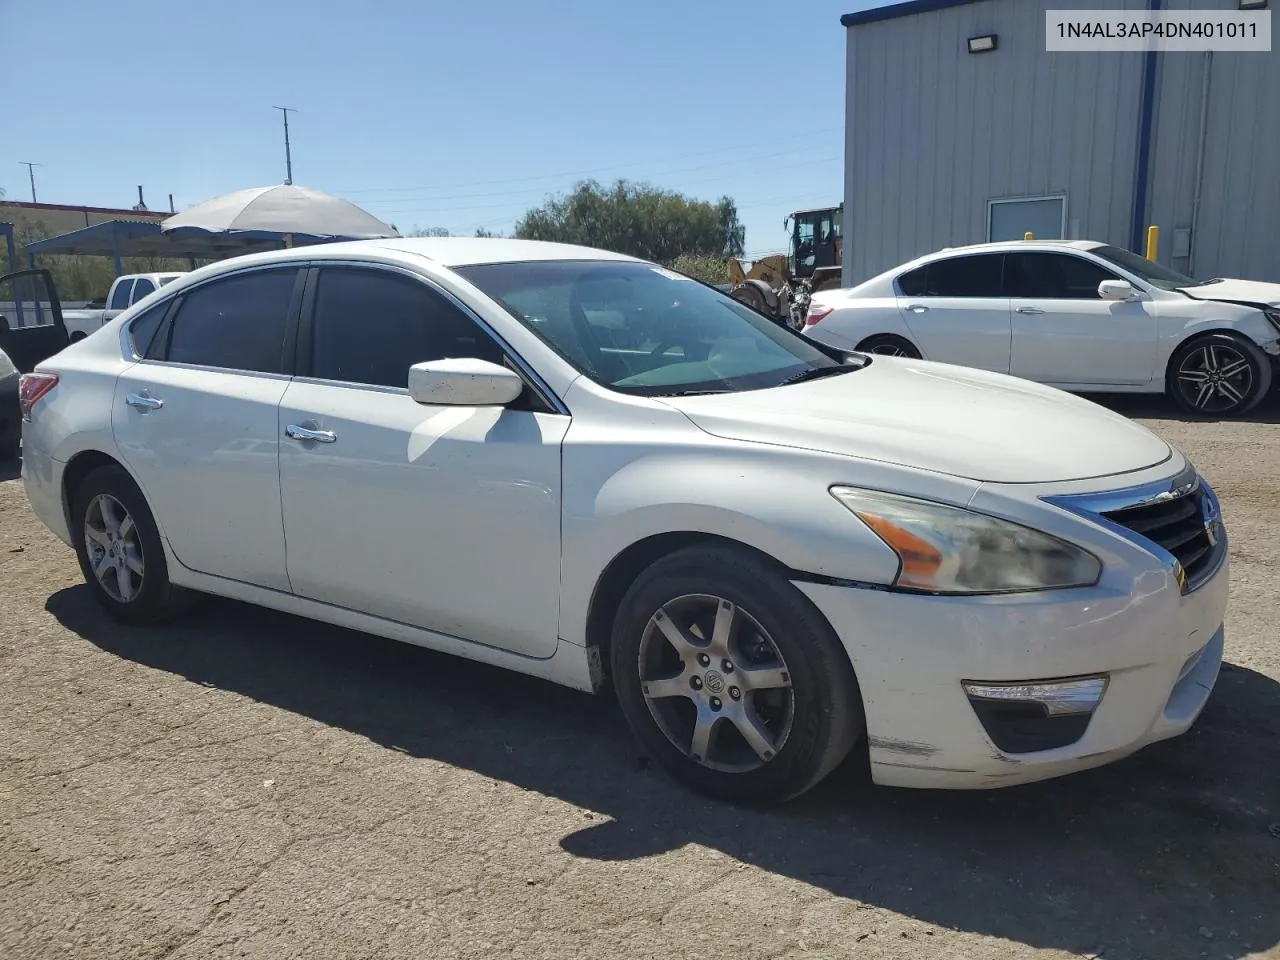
left=161, top=184, right=399, bottom=240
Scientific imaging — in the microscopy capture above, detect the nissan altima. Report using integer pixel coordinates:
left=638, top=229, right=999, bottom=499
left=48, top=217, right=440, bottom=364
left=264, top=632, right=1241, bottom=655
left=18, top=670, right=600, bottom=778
left=19, top=238, right=1227, bottom=802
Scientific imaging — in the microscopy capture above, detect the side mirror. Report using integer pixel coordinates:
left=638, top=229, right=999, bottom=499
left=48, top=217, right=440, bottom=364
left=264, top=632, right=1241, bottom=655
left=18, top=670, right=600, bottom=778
left=407, top=357, right=523, bottom=407
left=1098, top=279, right=1138, bottom=301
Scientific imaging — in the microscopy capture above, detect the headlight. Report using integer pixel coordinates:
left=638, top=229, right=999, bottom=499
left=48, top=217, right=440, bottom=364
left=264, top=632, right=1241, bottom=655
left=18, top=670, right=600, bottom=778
left=1265, top=309, right=1280, bottom=334
left=830, top=486, right=1101, bottom=594
left=0, top=349, right=16, bottom=379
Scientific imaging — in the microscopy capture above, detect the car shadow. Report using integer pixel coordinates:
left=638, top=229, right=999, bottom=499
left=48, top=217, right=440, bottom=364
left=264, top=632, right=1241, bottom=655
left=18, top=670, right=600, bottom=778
left=47, top=587, right=1280, bottom=960
left=1087, top=390, right=1280, bottom=425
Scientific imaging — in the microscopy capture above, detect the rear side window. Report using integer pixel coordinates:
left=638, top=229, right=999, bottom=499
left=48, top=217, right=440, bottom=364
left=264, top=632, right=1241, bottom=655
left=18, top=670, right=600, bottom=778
left=160, top=269, right=299, bottom=373
left=1005, top=253, right=1119, bottom=299
left=897, top=266, right=927, bottom=297
left=108, top=280, right=134, bottom=311
left=130, top=278, right=156, bottom=303
left=921, top=254, right=1005, bottom=297
left=308, top=267, right=505, bottom=388
left=129, top=302, right=169, bottom=357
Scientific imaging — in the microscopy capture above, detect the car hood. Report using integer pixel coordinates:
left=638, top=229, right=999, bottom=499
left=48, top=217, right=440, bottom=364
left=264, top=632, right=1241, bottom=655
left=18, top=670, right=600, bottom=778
left=1178, top=279, right=1280, bottom=308
left=659, top=358, right=1172, bottom=484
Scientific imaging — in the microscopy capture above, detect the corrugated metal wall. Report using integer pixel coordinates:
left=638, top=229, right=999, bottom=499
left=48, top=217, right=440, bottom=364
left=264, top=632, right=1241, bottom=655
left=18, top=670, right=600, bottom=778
left=842, top=0, right=1277, bottom=286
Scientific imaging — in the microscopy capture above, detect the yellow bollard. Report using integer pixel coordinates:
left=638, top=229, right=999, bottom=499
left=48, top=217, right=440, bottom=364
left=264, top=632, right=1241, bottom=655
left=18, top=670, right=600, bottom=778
left=1146, top=225, right=1159, bottom=261
left=1024, top=232, right=1034, bottom=241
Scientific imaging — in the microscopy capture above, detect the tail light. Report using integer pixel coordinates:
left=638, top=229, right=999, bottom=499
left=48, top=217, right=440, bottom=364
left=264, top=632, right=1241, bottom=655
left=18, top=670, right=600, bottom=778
left=18, top=373, right=59, bottom=421
left=804, top=305, right=834, bottom=327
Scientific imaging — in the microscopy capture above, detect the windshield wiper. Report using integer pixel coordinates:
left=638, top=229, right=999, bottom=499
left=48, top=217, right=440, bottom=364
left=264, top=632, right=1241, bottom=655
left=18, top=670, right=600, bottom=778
left=662, top=388, right=734, bottom=397
left=779, top=364, right=857, bottom=387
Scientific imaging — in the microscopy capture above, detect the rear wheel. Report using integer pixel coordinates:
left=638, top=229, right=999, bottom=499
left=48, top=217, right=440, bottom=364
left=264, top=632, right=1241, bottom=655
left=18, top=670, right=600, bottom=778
left=71, top=464, right=191, bottom=623
left=610, top=544, right=863, bottom=804
left=856, top=334, right=921, bottom=359
left=1167, top=333, right=1271, bottom=417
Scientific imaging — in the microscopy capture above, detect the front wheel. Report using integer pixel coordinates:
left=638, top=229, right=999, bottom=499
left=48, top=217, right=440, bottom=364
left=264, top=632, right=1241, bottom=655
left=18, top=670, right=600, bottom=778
left=1167, top=333, right=1271, bottom=418
left=856, top=334, right=921, bottom=359
left=610, top=544, right=863, bottom=804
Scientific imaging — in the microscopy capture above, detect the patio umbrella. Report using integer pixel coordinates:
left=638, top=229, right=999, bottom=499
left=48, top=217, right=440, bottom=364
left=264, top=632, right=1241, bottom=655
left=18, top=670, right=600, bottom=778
left=161, top=184, right=399, bottom=242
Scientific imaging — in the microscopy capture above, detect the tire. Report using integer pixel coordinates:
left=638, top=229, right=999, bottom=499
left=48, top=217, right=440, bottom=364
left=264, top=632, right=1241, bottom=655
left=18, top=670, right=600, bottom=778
left=70, top=464, right=191, bottom=623
left=68, top=332, right=87, bottom=343
left=1166, top=333, right=1272, bottom=418
left=856, top=334, right=921, bottom=359
left=610, top=544, right=863, bottom=804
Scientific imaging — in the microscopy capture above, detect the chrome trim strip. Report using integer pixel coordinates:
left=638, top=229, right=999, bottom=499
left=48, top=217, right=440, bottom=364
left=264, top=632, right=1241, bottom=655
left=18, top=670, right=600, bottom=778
left=1043, top=465, right=1226, bottom=595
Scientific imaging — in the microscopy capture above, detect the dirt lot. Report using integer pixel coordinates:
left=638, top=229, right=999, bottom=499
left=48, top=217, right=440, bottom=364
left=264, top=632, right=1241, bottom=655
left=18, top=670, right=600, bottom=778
left=2, top=396, right=1278, bottom=960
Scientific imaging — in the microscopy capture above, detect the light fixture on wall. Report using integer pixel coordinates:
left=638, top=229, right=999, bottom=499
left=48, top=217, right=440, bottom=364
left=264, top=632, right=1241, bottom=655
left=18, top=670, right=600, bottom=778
left=967, top=34, right=998, bottom=53
left=1238, top=0, right=1267, bottom=9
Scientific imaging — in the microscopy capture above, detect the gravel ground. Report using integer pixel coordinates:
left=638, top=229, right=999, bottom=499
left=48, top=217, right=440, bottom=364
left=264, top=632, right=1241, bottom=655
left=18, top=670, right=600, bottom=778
left=2, top=396, right=1278, bottom=960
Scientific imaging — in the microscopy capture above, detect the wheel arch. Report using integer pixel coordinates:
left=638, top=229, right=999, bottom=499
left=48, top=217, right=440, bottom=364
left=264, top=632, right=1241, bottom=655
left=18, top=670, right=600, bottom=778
left=61, top=450, right=140, bottom=533
left=584, top=532, right=804, bottom=689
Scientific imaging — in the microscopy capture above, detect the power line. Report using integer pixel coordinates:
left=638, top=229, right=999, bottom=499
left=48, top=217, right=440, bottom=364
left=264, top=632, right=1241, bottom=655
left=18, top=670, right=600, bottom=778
left=340, top=126, right=842, bottom=196
left=374, top=156, right=840, bottom=217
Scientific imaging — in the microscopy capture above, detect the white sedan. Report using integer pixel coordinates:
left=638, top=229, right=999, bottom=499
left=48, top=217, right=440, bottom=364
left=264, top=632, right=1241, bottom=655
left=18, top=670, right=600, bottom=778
left=802, top=240, right=1280, bottom=417
left=20, top=238, right=1227, bottom=802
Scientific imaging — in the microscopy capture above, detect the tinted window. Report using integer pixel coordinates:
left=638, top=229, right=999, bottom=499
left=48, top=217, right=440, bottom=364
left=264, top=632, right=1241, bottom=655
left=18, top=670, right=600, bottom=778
left=1005, top=253, right=1118, bottom=299
left=922, top=254, right=1004, bottom=297
left=129, top=302, right=169, bottom=357
left=131, top=278, right=156, bottom=302
left=108, top=280, right=134, bottom=311
left=310, top=268, right=505, bottom=388
left=164, top=269, right=298, bottom=373
left=897, top=266, right=927, bottom=297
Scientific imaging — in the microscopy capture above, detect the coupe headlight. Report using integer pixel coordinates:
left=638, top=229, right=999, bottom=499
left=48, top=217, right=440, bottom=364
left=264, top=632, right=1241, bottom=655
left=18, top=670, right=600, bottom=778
left=830, top=486, right=1101, bottom=594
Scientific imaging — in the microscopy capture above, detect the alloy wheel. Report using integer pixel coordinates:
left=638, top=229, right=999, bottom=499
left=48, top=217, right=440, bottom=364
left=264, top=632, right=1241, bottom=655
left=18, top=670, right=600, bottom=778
left=1176, top=342, right=1254, bottom=413
left=637, top=594, right=795, bottom=773
left=83, top=493, right=145, bottom=602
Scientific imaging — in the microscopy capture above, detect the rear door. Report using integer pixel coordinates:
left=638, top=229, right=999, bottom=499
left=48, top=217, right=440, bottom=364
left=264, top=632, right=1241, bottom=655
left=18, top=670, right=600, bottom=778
left=0, top=270, right=70, bottom=373
left=894, top=253, right=1011, bottom=372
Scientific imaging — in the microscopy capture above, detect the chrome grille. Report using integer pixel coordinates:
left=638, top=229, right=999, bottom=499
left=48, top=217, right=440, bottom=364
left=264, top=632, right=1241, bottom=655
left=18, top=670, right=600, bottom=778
left=1100, top=485, right=1221, bottom=592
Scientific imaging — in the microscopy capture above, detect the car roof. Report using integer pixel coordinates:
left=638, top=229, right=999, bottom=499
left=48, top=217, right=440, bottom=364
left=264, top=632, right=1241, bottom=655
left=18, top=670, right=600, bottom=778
left=933, top=239, right=1106, bottom=256
left=224, top=237, right=642, bottom=270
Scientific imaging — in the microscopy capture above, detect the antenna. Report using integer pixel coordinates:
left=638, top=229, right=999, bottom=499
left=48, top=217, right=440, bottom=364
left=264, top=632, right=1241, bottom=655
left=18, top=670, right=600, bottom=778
left=272, top=106, right=297, bottom=185
left=19, top=161, right=41, bottom=203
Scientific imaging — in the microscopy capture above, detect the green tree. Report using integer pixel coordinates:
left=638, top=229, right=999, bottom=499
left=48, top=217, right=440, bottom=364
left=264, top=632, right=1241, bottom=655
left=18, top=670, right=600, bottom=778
left=474, top=227, right=502, bottom=238
left=514, top=179, right=745, bottom=262
left=409, top=226, right=451, bottom=237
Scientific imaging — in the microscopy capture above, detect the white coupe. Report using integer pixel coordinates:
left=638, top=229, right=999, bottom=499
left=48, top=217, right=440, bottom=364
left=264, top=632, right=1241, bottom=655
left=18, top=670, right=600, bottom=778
left=20, top=238, right=1227, bottom=802
left=802, top=240, right=1280, bottom=417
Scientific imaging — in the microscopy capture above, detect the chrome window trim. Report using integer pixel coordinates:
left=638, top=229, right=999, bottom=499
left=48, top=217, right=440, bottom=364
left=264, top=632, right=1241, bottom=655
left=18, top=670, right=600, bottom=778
left=1043, top=465, right=1226, bottom=594
left=305, top=258, right=571, bottom=417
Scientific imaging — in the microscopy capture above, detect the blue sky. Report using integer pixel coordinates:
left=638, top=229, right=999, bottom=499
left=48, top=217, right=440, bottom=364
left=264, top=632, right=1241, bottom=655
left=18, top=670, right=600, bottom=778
left=5, top=0, right=886, bottom=258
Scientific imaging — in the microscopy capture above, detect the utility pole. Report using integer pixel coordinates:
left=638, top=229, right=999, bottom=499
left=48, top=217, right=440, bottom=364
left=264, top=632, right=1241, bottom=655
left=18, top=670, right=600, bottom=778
left=19, top=161, right=41, bottom=202
left=272, top=106, right=296, bottom=185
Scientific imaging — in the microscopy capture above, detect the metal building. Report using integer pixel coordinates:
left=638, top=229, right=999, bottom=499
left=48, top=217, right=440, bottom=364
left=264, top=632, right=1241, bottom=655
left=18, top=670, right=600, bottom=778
left=840, top=0, right=1280, bottom=286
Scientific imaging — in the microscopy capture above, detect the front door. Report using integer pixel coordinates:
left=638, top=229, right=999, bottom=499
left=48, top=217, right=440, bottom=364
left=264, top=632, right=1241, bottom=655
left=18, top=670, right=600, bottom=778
left=277, top=264, right=567, bottom=659
left=112, top=265, right=302, bottom=591
left=895, top=252, right=1012, bottom=372
left=0, top=270, right=69, bottom=373
left=1005, top=252, right=1158, bottom=386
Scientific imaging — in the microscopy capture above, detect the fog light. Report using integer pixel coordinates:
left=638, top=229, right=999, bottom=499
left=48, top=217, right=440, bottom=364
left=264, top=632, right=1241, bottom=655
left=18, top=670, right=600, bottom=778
left=963, top=677, right=1107, bottom=753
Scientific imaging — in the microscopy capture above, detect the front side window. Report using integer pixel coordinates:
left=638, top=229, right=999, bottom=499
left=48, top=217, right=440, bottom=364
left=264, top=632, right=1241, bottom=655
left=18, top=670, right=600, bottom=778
left=455, top=260, right=844, bottom=396
left=1004, top=253, right=1119, bottom=299
left=109, top=280, right=134, bottom=311
left=309, top=267, right=505, bottom=388
left=161, top=268, right=299, bottom=373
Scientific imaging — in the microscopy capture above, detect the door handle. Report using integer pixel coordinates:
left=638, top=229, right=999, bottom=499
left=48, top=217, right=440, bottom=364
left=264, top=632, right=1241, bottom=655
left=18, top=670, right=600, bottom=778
left=285, top=423, right=337, bottom=444
left=125, top=392, right=163, bottom=410
left=905, top=303, right=929, bottom=313
left=1015, top=306, right=1046, bottom=315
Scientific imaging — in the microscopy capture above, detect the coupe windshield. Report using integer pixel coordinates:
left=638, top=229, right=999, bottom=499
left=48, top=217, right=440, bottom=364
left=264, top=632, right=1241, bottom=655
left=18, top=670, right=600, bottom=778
left=1089, top=244, right=1211, bottom=291
left=454, top=260, right=844, bottom=396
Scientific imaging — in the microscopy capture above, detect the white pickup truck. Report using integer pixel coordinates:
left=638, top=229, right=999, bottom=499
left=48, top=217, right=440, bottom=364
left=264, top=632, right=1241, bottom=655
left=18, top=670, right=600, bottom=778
left=62, top=271, right=186, bottom=341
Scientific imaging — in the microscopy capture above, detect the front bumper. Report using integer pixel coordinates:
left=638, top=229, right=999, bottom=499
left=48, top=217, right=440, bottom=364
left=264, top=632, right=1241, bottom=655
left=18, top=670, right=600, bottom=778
left=797, top=466, right=1229, bottom=790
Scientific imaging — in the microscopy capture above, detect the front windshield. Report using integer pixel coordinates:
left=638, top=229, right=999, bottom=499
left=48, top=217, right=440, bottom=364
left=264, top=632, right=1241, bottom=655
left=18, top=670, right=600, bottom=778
left=455, top=260, right=843, bottom=396
left=1088, top=244, right=1209, bottom=291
